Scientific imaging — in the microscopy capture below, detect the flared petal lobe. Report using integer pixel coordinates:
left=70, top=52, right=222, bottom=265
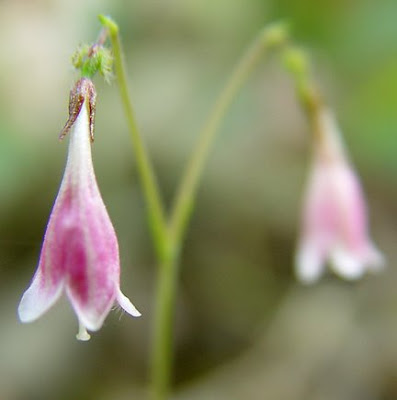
left=18, top=88, right=140, bottom=338
left=18, top=179, right=72, bottom=323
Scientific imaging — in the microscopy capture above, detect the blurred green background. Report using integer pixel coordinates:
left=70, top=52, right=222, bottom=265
left=1, top=0, right=397, bottom=399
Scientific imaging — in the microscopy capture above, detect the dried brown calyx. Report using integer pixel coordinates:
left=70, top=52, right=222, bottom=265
left=59, top=77, right=97, bottom=142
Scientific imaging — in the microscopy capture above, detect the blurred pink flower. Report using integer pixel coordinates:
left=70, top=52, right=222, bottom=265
left=295, top=107, right=384, bottom=283
left=18, top=81, right=140, bottom=340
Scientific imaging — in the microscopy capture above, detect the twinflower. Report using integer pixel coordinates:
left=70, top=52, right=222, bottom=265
left=18, top=78, right=140, bottom=340
left=295, top=107, right=384, bottom=283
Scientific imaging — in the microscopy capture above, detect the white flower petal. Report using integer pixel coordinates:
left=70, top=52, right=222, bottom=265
left=117, top=288, right=141, bottom=317
left=295, top=241, right=325, bottom=284
left=18, top=273, right=64, bottom=323
left=329, top=246, right=365, bottom=280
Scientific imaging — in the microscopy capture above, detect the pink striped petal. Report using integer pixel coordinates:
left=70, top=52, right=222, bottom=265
left=18, top=79, right=140, bottom=339
left=296, top=108, right=384, bottom=283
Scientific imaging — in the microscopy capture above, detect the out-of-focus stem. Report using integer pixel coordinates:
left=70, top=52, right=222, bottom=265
left=282, top=46, right=324, bottom=141
left=150, top=22, right=288, bottom=400
left=168, top=22, right=289, bottom=250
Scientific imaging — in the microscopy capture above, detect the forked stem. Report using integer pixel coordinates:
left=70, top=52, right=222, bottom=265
left=99, top=15, right=289, bottom=400
left=151, top=22, right=288, bottom=400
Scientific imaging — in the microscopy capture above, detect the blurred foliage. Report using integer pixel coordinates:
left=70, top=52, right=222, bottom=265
left=1, top=0, right=396, bottom=399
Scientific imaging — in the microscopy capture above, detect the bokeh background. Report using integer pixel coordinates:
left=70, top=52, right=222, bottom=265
left=1, top=0, right=397, bottom=399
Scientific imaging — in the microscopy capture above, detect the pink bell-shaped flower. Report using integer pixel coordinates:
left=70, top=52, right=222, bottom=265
left=18, top=79, right=140, bottom=340
left=295, top=107, right=384, bottom=283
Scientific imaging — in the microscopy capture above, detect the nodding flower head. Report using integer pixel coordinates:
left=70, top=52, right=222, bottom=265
left=295, top=107, right=384, bottom=284
left=18, top=78, right=140, bottom=340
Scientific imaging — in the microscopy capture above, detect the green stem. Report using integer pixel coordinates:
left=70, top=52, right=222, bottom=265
left=150, top=253, right=179, bottom=400
left=168, top=22, right=289, bottom=249
left=99, top=16, right=289, bottom=400
left=282, top=46, right=323, bottom=132
left=150, top=22, right=289, bottom=400
left=98, top=15, right=168, bottom=260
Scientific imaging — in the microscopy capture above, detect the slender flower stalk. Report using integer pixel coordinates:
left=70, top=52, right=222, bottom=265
left=18, top=78, right=140, bottom=340
left=152, top=23, right=289, bottom=400
left=99, top=15, right=168, bottom=262
left=168, top=22, right=289, bottom=248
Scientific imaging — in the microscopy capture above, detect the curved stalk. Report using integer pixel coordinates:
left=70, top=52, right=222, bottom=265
left=99, top=15, right=168, bottom=261
left=168, top=22, right=288, bottom=249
